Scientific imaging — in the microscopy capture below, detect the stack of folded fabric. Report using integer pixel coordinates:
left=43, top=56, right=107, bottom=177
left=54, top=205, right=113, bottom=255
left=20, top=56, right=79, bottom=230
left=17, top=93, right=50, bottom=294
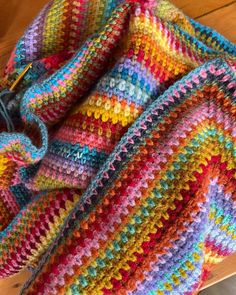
left=0, top=0, right=235, bottom=294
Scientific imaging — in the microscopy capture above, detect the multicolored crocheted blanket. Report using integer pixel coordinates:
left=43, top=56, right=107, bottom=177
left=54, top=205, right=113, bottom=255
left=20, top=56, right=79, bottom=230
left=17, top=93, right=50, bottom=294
left=0, top=0, right=235, bottom=294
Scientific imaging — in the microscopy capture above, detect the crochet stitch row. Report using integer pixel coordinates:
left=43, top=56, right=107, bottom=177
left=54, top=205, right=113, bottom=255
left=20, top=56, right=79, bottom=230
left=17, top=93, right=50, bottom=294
left=22, top=57, right=236, bottom=295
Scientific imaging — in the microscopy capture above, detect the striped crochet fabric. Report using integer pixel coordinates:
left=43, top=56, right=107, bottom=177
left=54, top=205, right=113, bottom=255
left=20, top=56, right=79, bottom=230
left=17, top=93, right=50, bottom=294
left=0, top=0, right=235, bottom=294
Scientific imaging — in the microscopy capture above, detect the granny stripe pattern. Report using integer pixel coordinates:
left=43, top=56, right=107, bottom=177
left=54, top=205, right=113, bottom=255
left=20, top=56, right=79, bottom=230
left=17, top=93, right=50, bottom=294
left=0, top=0, right=235, bottom=294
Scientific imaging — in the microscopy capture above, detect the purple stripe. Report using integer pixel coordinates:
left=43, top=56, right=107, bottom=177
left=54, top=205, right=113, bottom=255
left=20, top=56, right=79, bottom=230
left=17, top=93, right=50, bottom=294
left=21, top=1, right=53, bottom=62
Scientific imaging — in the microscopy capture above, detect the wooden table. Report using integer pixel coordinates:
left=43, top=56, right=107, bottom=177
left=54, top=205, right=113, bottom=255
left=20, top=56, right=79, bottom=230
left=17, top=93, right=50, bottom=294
left=0, top=0, right=236, bottom=294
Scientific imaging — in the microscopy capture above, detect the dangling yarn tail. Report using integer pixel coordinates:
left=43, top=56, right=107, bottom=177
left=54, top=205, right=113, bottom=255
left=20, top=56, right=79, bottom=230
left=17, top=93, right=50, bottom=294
left=0, top=89, right=15, bottom=132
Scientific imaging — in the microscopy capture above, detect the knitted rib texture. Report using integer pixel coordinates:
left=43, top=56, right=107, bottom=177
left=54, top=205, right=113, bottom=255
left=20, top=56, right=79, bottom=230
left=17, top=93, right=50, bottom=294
left=0, top=0, right=235, bottom=294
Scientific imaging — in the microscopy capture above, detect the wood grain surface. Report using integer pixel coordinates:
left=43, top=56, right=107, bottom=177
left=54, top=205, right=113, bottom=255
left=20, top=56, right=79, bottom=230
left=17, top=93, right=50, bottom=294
left=0, top=0, right=236, bottom=294
left=172, top=0, right=235, bottom=18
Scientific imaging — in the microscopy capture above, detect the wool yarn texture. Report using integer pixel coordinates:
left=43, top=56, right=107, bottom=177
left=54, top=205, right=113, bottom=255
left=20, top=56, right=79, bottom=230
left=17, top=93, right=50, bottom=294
left=0, top=0, right=235, bottom=294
